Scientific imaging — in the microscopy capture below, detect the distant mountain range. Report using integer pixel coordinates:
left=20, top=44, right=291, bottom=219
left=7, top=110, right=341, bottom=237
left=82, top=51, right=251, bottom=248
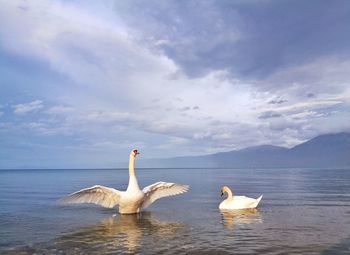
left=139, top=133, right=350, bottom=168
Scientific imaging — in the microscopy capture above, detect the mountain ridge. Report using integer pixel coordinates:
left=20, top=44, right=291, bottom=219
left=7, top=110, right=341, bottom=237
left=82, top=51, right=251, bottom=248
left=139, top=132, right=350, bottom=168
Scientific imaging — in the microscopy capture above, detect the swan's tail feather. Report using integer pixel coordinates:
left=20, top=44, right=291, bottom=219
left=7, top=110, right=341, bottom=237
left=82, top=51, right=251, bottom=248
left=253, top=195, right=263, bottom=208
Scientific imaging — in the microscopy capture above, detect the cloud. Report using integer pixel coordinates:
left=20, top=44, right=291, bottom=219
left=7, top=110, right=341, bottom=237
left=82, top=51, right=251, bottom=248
left=258, top=56, right=350, bottom=95
left=46, top=105, right=75, bottom=114
left=114, top=1, right=350, bottom=80
left=178, top=106, right=191, bottom=112
left=0, top=0, right=349, bottom=167
left=258, top=111, right=282, bottom=119
left=268, top=99, right=287, bottom=105
left=13, top=100, right=43, bottom=115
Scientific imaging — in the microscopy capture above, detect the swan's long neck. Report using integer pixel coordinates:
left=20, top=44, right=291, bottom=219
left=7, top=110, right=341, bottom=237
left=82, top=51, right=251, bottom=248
left=127, top=155, right=140, bottom=191
left=223, top=187, right=233, bottom=200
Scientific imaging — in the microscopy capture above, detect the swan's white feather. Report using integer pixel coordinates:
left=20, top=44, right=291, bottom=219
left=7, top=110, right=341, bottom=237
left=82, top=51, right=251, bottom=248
left=219, top=195, right=263, bottom=210
left=59, top=149, right=189, bottom=214
left=59, top=185, right=121, bottom=208
left=141, top=182, right=189, bottom=209
left=219, top=186, right=263, bottom=210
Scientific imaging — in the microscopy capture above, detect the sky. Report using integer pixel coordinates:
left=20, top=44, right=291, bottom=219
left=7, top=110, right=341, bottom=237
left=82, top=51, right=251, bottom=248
left=0, top=0, right=350, bottom=168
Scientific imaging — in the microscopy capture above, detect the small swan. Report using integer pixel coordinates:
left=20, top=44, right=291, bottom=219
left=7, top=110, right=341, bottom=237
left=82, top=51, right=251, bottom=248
left=219, top=186, right=263, bottom=210
left=60, top=149, right=189, bottom=214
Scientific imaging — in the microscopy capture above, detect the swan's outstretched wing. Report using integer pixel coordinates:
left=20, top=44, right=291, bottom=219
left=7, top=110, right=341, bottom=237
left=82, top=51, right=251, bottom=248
left=141, top=182, right=189, bottom=209
left=59, top=185, right=122, bottom=208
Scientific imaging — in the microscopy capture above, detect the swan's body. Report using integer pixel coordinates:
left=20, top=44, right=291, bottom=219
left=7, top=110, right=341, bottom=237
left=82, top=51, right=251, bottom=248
left=60, top=149, right=189, bottom=214
left=219, top=186, right=262, bottom=210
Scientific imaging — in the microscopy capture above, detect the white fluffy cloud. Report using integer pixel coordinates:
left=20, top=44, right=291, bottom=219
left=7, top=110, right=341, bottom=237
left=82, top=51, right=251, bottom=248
left=13, top=100, right=44, bottom=115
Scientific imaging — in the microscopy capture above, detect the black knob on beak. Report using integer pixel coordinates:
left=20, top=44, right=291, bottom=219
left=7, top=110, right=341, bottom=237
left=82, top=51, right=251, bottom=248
left=221, top=192, right=224, bottom=197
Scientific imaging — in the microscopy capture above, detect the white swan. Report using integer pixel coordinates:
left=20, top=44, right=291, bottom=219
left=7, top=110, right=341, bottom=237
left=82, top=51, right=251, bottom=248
left=60, top=149, right=189, bottom=214
left=219, top=186, right=263, bottom=210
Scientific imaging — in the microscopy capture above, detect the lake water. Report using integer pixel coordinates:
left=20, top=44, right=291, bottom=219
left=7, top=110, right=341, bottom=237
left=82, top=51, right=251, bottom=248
left=1, top=168, right=350, bottom=254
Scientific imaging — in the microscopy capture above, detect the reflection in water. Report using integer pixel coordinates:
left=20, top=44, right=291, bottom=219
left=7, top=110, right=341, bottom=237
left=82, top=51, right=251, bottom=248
left=220, top=209, right=262, bottom=228
left=46, top=213, right=185, bottom=254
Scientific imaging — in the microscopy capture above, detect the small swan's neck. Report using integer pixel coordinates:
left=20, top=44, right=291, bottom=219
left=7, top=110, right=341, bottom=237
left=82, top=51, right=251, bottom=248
left=127, top=155, right=140, bottom=191
left=223, top=186, right=234, bottom=200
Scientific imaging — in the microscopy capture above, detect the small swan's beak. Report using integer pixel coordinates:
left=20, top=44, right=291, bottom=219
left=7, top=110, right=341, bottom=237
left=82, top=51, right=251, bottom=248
left=221, top=192, right=224, bottom=197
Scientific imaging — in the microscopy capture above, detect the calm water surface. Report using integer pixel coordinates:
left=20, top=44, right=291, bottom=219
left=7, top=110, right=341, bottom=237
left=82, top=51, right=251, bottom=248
left=0, top=168, right=350, bottom=254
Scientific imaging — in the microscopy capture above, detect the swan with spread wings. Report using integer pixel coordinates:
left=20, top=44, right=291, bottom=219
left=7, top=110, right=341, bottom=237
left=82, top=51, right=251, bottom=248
left=59, top=149, right=189, bottom=214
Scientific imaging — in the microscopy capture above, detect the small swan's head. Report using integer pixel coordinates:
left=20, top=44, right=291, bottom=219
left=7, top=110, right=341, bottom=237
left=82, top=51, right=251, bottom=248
left=220, top=186, right=232, bottom=197
left=130, top=149, right=140, bottom=157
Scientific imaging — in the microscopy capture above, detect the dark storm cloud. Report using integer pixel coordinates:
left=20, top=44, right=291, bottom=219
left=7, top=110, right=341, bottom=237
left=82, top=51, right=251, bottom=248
left=307, top=93, right=316, bottom=98
left=258, top=111, right=282, bottom=119
left=115, top=0, right=350, bottom=79
left=268, top=99, right=288, bottom=105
